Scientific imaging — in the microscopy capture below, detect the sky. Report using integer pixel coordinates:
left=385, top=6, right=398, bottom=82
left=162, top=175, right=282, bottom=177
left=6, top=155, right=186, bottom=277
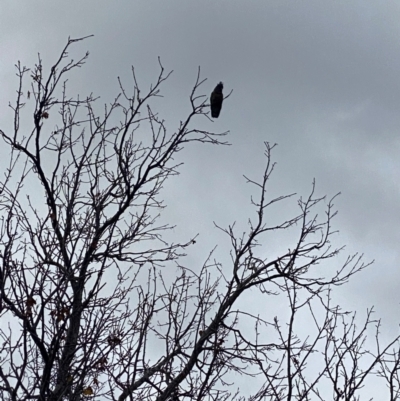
left=1, top=0, right=400, bottom=396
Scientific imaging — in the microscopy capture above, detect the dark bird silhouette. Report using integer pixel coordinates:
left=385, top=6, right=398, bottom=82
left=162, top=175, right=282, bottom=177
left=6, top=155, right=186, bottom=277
left=210, top=82, right=224, bottom=118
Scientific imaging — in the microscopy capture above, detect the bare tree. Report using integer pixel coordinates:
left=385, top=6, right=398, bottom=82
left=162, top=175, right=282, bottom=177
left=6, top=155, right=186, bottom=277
left=0, top=36, right=399, bottom=401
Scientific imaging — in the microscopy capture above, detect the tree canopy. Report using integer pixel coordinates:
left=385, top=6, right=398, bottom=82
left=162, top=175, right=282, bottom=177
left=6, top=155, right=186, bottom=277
left=0, top=37, right=400, bottom=401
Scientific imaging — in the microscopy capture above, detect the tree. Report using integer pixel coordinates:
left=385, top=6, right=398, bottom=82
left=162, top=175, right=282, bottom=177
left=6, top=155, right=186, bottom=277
left=0, top=36, right=399, bottom=401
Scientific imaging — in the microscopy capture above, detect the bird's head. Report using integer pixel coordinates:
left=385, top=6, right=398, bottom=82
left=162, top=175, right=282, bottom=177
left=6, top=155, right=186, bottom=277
left=215, top=82, right=223, bottom=93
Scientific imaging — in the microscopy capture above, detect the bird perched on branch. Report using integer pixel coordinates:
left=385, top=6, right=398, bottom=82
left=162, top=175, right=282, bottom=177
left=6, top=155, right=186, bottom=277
left=210, top=82, right=224, bottom=118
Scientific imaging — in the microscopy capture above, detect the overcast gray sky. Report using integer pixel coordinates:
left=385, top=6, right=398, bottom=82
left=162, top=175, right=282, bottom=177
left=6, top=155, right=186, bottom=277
left=1, top=0, right=400, bottom=379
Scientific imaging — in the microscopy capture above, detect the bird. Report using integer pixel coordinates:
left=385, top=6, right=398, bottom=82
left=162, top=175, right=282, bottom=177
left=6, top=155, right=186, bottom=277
left=210, top=82, right=224, bottom=118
